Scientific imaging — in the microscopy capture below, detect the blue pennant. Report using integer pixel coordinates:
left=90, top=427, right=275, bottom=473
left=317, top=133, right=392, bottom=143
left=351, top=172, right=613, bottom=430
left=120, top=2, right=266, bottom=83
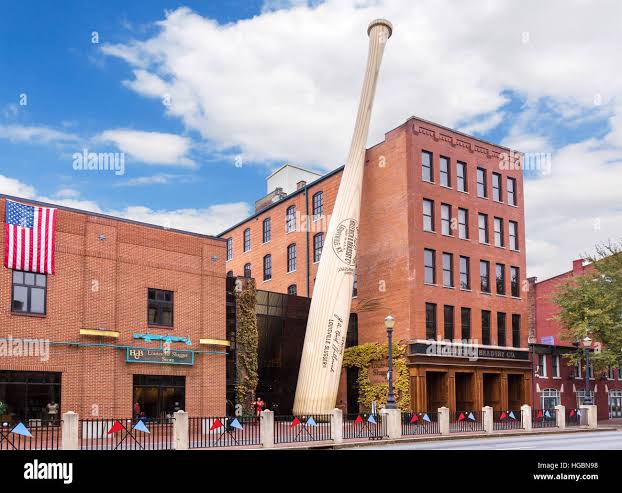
left=11, top=422, right=32, bottom=437
left=306, top=417, right=317, bottom=426
left=576, top=409, right=582, bottom=417
left=467, top=412, right=476, bottom=421
left=422, top=413, right=431, bottom=423
left=133, top=420, right=150, bottom=433
left=230, top=418, right=244, bottom=430
left=367, top=415, right=377, bottom=424
left=544, top=410, right=551, bottom=418
left=508, top=411, right=516, bottom=420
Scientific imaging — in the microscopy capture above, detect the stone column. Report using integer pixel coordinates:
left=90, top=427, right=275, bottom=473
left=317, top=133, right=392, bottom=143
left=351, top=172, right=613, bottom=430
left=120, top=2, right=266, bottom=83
left=482, top=406, right=494, bottom=434
left=521, top=404, right=532, bottom=431
left=580, top=405, right=598, bottom=429
left=438, top=406, right=450, bottom=435
left=174, top=411, right=189, bottom=450
left=61, top=411, right=79, bottom=450
left=260, top=409, right=275, bottom=448
left=555, top=405, right=566, bottom=429
left=381, top=408, right=402, bottom=440
left=331, top=408, right=343, bottom=444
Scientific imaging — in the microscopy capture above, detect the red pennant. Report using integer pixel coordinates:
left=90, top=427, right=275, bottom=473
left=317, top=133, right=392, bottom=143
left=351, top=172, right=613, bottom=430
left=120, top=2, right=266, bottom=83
left=107, top=420, right=124, bottom=434
left=457, top=412, right=465, bottom=421
left=569, top=409, right=575, bottom=417
left=409, top=414, right=419, bottom=424
left=536, top=410, right=543, bottom=418
left=210, top=419, right=223, bottom=431
left=290, top=417, right=301, bottom=428
left=354, top=415, right=364, bottom=425
left=499, top=411, right=507, bottom=420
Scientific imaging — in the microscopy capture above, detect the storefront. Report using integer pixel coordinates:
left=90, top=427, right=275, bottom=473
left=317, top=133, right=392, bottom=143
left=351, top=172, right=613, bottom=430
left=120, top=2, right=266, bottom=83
left=132, top=375, right=185, bottom=420
left=0, top=371, right=61, bottom=422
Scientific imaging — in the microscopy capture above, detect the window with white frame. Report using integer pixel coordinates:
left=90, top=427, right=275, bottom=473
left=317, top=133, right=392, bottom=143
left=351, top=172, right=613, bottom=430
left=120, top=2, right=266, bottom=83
left=541, top=388, right=560, bottom=409
left=552, top=355, right=560, bottom=378
left=537, top=354, right=547, bottom=377
left=576, top=389, right=594, bottom=407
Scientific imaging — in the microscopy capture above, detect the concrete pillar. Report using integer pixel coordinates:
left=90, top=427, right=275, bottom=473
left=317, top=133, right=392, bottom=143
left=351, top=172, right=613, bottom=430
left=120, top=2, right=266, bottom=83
left=331, top=408, right=343, bottom=444
left=381, top=408, right=402, bottom=440
left=521, top=404, right=532, bottom=431
left=555, top=405, right=566, bottom=429
left=173, top=411, right=189, bottom=450
left=61, top=411, right=79, bottom=450
left=438, top=407, right=450, bottom=435
left=482, top=406, right=494, bottom=434
left=260, top=409, right=275, bottom=448
left=580, top=405, right=598, bottom=429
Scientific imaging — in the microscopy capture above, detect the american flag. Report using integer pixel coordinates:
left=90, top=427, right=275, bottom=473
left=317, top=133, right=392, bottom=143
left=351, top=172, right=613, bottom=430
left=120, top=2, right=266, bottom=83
left=4, top=199, right=57, bottom=274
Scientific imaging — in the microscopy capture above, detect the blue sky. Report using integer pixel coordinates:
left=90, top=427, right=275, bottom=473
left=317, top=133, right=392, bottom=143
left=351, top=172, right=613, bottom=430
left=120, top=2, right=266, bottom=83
left=1, top=0, right=621, bottom=278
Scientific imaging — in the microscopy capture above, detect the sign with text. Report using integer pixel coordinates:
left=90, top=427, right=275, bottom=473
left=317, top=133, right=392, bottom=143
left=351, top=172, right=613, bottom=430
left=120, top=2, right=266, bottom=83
left=409, top=342, right=530, bottom=361
left=125, top=347, right=194, bottom=366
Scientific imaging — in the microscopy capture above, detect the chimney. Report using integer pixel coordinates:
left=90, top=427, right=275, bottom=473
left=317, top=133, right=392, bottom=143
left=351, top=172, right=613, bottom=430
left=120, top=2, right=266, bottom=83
left=297, top=180, right=307, bottom=190
left=572, top=259, right=585, bottom=275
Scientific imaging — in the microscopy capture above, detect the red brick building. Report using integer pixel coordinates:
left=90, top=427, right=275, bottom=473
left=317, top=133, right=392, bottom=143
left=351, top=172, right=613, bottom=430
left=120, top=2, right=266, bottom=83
left=0, top=195, right=228, bottom=422
left=220, top=116, right=532, bottom=413
left=529, top=260, right=622, bottom=420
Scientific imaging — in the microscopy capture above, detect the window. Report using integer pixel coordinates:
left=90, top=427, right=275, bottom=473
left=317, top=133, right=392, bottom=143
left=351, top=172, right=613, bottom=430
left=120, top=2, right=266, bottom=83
left=509, top=221, right=519, bottom=250
left=244, top=263, right=252, bottom=278
left=226, top=238, right=233, bottom=261
left=444, top=305, right=454, bottom=340
left=461, top=307, right=471, bottom=340
left=459, top=256, right=470, bottom=290
left=423, top=199, right=435, bottom=232
left=262, top=218, right=271, bottom=243
left=288, top=284, right=297, bottom=296
left=477, top=167, right=487, bottom=197
left=148, top=288, right=173, bottom=327
left=492, top=172, right=502, bottom=201
left=441, top=204, right=452, bottom=235
left=286, top=205, right=296, bottom=233
left=442, top=252, right=454, bottom=288
left=456, top=208, right=468, bottom=240
left=552, top=355, right=560, bottom=378
left=608, top=367, right=615, bottom=380
left=510, top=266, right=520, bottom=297
left=511, top=314, right=521, bottom=347
left=243, top=228, right=251, bottom=252
left=313, top=233, right=324, bottom=263
left=478, top=213, right=489, bottom=243
left=577, top=390, right=594, bottom=407
left=496, top=263, right=505, bottom=295
left=541, top=388, right=561, bottom=409
left=497, top=312, right=507, bottom=346
left=575, top=361, right=582, bottom=379
left=425, top=303, right=437, bottom=339
left=263, top=255, right=272, bottom=281
left=537, top=354, right=547, bottom=377
left=11, top=271, right=46, bottom=314
left=493, top=217, right=504, bottom=247
left=424, top=249, right=436, bottom=284
left=226, top=270, right=234, bottom=277
left=480, top=260, right=490, bottom=293
left=507, top=177, right=516, bottom=206
left=312, top=192, right=324, bottom=220
left=287, top=244, right=296, bottom=272
left=457, top=161, right=467, bottom=192
left=352, top=270, right=358, bottom=297
left=482, top=310, right=491, bottom=345
left=422, top=150, right=433, bottom=182
left=440, top=156, right=450, bottom=187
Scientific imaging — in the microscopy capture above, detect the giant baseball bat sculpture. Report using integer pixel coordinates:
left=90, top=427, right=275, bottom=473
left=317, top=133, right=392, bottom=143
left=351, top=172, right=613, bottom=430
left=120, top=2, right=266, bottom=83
left=293, top=19, right=393, bottom=414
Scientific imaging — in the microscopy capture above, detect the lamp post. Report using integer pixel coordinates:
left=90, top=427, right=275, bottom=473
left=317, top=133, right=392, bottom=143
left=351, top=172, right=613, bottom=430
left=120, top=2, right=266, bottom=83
left=583, top=336, right=593, bottom=405
left=385, top=315, right=397, bottom=410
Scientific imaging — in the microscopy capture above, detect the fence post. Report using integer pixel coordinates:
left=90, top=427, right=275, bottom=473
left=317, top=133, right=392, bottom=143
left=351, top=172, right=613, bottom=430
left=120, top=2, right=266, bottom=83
left=438, top=407, right=450, bottom=435
left=554, top=405, right=565, bottom=429
left=260, top=409, right=275, bottom=448
left=380, top=408, right=402, bottom=440
left=331, top=408, right=343, bottom=444
left=579, top=405, right=598, bottom=429
left=521, top=404, right=532, bottom=431
left=482, top=406, right=494, bottom=434
left=61, top=411, right=79, bottom=450
left=174, top=411, right=189, bottom=450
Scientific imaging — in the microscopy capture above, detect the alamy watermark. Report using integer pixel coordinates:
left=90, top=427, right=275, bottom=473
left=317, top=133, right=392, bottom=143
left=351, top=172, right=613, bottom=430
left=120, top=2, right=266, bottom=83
left=0, top=336, right=50, bottom=362
left=499, top=150, right=551, bottom=175
left=425, top=339, right=479, bottom=361
left=72, top=149, right=125, bottom=176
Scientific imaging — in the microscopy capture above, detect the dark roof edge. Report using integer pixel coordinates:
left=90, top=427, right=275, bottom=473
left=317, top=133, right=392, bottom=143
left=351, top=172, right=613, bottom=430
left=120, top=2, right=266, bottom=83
left=0, top=193, right=225, bottom=242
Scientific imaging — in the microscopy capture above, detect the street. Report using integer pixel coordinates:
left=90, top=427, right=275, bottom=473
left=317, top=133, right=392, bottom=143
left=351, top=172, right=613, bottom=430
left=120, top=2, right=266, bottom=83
left=356, top=431, right=622, bottom=450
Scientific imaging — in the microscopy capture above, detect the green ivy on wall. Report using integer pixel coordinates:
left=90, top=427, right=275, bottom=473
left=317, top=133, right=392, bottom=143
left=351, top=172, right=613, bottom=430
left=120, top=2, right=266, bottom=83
left=342, top=342, right=411, bottom=411
left=234, top=279, right=259, bottom=414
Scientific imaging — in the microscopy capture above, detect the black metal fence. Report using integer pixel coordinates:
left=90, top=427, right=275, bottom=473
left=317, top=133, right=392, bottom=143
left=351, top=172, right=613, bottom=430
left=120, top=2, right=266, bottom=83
left=343, top=414, right=387, bottom=440
left=401, top=412, right=440, bottom=435
left=80, top=418, right=174, bottom=450
left=189, top=416, right=260, bottom=448
left=449, top=411, right=485, bottom=433
left=532, top=409, right=558, bottom=429
left=0, top=420, right=61, bottom=450
left=274, top=415, right=332, bottom=444
left=493, top=410, right=523, bottom=431
left=566, top=408, right=582, bottom=427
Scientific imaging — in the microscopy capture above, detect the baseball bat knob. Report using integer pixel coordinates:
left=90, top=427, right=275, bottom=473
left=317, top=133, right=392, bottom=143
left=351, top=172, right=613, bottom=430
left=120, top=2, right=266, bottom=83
left=367, top=18, right=393, bottom=38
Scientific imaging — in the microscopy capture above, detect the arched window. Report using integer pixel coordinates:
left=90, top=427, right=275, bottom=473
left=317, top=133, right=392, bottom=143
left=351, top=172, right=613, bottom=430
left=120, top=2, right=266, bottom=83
left=244, top=263, right=251, bottom=278
left=312, top=192, right=324, bottom=220
left=287, top=284, right=297, bottom=296
left=262, top=218, right=271, bottom=243
left=313, top=233, right=324, bottom=263
left=226, top=238, right=233, bottom=261
left=540, top=388, right=560, bottom=409
left=243, top=228, right=251, bottom=252
left=263, top=255, right=272, bottom=281
left=286, top=205, right=296, bottom=232
left=287, top=244, right=296, bottom=272
left=226, top=270, right=234, bottom=278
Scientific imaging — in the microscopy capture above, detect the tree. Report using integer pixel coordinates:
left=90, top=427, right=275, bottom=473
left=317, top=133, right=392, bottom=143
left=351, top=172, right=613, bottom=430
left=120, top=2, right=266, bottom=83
left=554, top=242, right=622, bottom=371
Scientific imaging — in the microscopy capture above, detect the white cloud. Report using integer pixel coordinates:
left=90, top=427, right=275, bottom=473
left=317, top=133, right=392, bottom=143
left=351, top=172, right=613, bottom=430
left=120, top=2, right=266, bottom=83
left=0, top=175, right=37, bottom=198
left=97, top=129, right=195, bottom=166
left=115, top=173, right=189, bottom=187
left=0, top=124, right=78, bottom=144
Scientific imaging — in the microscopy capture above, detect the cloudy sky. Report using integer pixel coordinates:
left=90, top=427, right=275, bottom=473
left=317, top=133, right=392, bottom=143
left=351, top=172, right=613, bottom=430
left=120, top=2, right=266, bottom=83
left=1, top=0, right=621, bottom=279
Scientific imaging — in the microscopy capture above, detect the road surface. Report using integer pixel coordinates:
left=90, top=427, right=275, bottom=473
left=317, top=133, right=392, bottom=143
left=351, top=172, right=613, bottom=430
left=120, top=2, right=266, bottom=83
left=355, top=430, right=622, bottom=450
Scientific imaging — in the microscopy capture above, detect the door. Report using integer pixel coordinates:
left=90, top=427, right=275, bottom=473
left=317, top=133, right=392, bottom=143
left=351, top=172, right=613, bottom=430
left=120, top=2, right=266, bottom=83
left=609, top=393, right=622, bottom=418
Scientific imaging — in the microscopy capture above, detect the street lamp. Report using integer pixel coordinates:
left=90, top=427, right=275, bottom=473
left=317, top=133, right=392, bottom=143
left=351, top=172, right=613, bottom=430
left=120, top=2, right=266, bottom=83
left=583, top=336, right=593, bottom=405
left=385, top=315, right=397, bottom=410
